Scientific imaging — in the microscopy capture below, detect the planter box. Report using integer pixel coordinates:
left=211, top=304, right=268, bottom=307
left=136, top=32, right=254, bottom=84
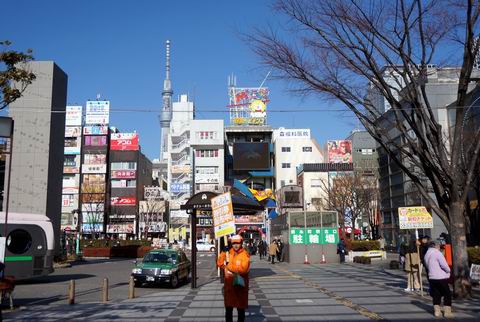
left=348, top=250, right=386, bottom=262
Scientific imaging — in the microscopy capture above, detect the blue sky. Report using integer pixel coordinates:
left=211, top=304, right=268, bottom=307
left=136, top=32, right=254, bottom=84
left=3, top=0, right=354, bottom=160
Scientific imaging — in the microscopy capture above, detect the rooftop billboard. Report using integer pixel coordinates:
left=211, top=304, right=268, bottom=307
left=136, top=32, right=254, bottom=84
left=110, top=133, right=139, bottom=151
left=86, top=100, right=110, bottom=125
left=327, top=140, right=352, bottom=164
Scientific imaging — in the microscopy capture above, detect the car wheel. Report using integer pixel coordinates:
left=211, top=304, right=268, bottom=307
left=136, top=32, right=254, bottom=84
left=134, top=281, right=142, bottom=288
left=171, top=274, right=179, bottom=288
left=210, top=247, right=216, bottom=252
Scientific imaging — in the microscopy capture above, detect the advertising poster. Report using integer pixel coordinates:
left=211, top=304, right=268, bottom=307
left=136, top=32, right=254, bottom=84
left=327, top=140, right=352, bottom=164
left=64, top=155, right=81, bottom=174
left=398, top=206, right=434, bottom=229
left=62, top=194, right=79, bottom=212
left=86, top=100, right=110, bottom=125
left=211, top=192, right=236, bottom=238
left=62, top=174, right=80, bottom=194
left=84, top=154, right=107, bottom=165
left=111, top=170, right=136, bottom=179
left=84, top=135, right=107, bottom=146
left=82, top=223, right=104, bottom=233
left=107, top=224, right=135, bottom=234
left=110, top=133, right=139, bottom=151
left=83, top=125, right=108, bottom=135
left=144, top=187, right=165, bottom=200
left=235, top=214, right=264, bottom=224
left=65, top=126, right=82, bottom=137
left=65, top=106, right=83, bottom=126
left=111, top=196, right=136, bottom=206
left=64, top=137, right=81, bottom=155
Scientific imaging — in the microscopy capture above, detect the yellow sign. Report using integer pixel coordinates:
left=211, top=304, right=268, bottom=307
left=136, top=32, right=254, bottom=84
left=248, top=188, right=275, bottom=201
left=211, top=192, right=236, bottom=238
left=398, top=206, right=433, bottom=229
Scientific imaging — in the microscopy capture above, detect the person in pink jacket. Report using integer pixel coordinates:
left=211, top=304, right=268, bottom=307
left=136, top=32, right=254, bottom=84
left=424, top=241, right=453, bottom=318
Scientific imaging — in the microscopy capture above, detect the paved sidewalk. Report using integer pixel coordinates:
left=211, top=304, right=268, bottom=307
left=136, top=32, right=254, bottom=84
left=5, top=257, right=480, bottom=321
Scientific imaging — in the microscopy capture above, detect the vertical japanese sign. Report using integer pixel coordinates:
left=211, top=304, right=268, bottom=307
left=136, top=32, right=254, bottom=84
left=290, top=228, right=339, bottom=244
left=211, top=192, right=236, bottom=238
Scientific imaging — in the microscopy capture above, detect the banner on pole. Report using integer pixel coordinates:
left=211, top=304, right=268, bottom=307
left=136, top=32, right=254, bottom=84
left=211, top=192, right=236, bottom=238
left=398, top=206, right=433, bottom=229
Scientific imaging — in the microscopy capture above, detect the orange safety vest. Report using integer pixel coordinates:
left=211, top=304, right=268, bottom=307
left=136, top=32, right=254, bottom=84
left=217, top=247, right=250, bottom=309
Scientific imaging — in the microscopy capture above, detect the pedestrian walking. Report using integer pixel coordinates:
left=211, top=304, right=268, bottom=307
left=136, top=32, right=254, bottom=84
left=276, top=240, right=284, bottom=262
left=269, top=240, right=278, bottom=264
left=424, top=241, right=453, bottom=318
left=258, top=240, right=265, bottom=260
left=217, top=235, right=250, bottom=322
left=337, top=239, right=346, bottom=263
left=404, top=240, right=421, bottom=291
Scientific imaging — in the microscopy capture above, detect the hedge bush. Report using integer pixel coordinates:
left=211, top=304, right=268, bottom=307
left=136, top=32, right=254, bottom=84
left=81, top=239, right=152, bottom=248
left=82, top=245, right=154, bottom=258
left=350, top=240, right=380, bottom=251
left=468, top=247, right=480, bottom=265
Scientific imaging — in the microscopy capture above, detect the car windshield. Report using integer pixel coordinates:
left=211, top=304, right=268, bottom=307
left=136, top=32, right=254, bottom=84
left=143, top=252, right=177, bottom=263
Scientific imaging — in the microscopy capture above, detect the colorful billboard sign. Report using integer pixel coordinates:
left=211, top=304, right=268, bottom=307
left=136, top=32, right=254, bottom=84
left=65, top=126, right=82, bottom=137
left=111, top=170, right=136, bottom=179
left=398, top=206, right=433, bottom=229
left=64, top=137, right=81, bottom=155
left=289, top=228, right=339, bottom=245
left=86, top=100, right=110, bottom=125
left=84, top=154, right=107, bottom=165
left=327, top=140, right=352, bottom=164
left=235, top=214, right=264, bottom=224
left=171, top=182, right=190, bottom=193
left=110, top=133, right=139, bottom=151
left=64, top=155, right=81, bottom=174
left=211, top=192, right=236, bottom=238
left=62, top=194, right=79, bottom=212
left=84, top=135, right=107, bottom=146
left=82, top=223, right=104, bottom=233
left=228, top=87, right=269, bottom=126
left=65, top=106, right=83, bottom=126
left=82, top=164, right=107, bottom=174
left=111, top=196, right=136, bottom=206
left=81, top=203, right=105, bottom=212
left=107, top=224, right=135, bottom=234
left=83, top=125, right=108, bottom=135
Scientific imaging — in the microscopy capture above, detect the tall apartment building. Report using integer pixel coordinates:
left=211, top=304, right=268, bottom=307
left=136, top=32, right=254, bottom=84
left=7, top=61, right=68, bottom=250
left=273, top=128, right=324, bottom=189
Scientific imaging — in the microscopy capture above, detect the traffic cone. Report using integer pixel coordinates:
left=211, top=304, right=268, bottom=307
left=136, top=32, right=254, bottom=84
left=304, top=253, right=310, bottom=264
left=320, top=253, right=326, bottom=264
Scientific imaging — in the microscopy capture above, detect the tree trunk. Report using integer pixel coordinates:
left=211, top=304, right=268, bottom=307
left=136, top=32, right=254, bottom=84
left=449, top=202, right=472, bottom=299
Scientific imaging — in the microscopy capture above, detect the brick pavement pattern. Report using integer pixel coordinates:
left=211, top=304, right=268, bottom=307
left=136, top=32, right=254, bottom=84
left=5, top=257, right=480, bottom=321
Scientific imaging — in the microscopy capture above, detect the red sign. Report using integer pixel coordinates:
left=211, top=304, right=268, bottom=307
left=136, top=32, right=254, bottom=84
left=327, top=140, right=352, bottom=164
left=111, top=170, right=136, bottom=179
left=111, top=197, right=136, bottom=206
left=110, top=133, right=139, bottom=151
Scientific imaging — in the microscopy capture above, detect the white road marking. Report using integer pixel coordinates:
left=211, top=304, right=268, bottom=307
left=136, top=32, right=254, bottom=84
left=296, top=299, right=313, bottom=303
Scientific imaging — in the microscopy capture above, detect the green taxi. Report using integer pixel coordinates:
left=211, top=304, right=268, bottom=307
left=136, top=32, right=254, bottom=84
left=131, top=248, right=190, bottom=288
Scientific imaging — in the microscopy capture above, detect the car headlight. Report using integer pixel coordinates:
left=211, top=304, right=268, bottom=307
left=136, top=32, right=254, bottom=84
left=160, top=269, right=171, bottom=275
left=132, top=268, right=142, bottom=274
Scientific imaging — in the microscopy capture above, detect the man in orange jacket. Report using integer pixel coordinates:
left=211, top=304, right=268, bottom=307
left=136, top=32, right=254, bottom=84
left=217, top=234, right=250, bottom=322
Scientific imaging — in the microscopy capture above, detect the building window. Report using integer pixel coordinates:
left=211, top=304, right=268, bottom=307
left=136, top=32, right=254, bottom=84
left=281, top=147, right=291, bottom=152
left=302, top=146, right=312, bottom=152
left=195, top=149, right=219, bottom=158
left=281, top=163, right=291, bottom=168
left=280, top=180, right=286, bottom=187
left=197, top=131, right=217, bottom=140
left=111, top=162, right=137, bottom=170
left=311, top=179, right=322, bottom=187
left=111, top=179, right=136, bottom=188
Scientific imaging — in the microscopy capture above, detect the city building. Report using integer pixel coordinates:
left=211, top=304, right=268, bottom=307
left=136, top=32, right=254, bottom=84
left=273, top=128, right=323, bottom=189
left=167, top=94, right=194, bottom=241
left=375, top=67, right=461, bottom=246
left=7, top=61, right=68, bottom=250
left=346, top=130, right=378, bottom=177
left=108, top=131, right=153, bottom=237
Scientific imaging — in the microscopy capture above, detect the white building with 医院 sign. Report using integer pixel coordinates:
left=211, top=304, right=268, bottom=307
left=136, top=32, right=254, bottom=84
left=273, top=128, right=324, bottom=189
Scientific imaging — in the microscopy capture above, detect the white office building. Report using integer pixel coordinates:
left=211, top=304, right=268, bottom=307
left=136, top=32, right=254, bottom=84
left=190, top=120, right=225, bottom=193
left=273, top=128, right=324, bottom=189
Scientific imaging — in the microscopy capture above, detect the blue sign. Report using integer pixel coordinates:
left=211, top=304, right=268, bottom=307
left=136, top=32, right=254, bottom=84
left=171, top=182, right=190, bottom=193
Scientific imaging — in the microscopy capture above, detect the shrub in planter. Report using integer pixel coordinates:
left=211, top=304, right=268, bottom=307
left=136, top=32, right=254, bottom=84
left=351, top=240, right=381, bottom=251
left=468, top=247, right=480, bottom=265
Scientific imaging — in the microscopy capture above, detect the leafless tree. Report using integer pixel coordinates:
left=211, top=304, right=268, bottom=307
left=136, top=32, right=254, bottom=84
left=139, top=199, right=166, bottom=239
left=248, top=0, right=480, bottom=297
